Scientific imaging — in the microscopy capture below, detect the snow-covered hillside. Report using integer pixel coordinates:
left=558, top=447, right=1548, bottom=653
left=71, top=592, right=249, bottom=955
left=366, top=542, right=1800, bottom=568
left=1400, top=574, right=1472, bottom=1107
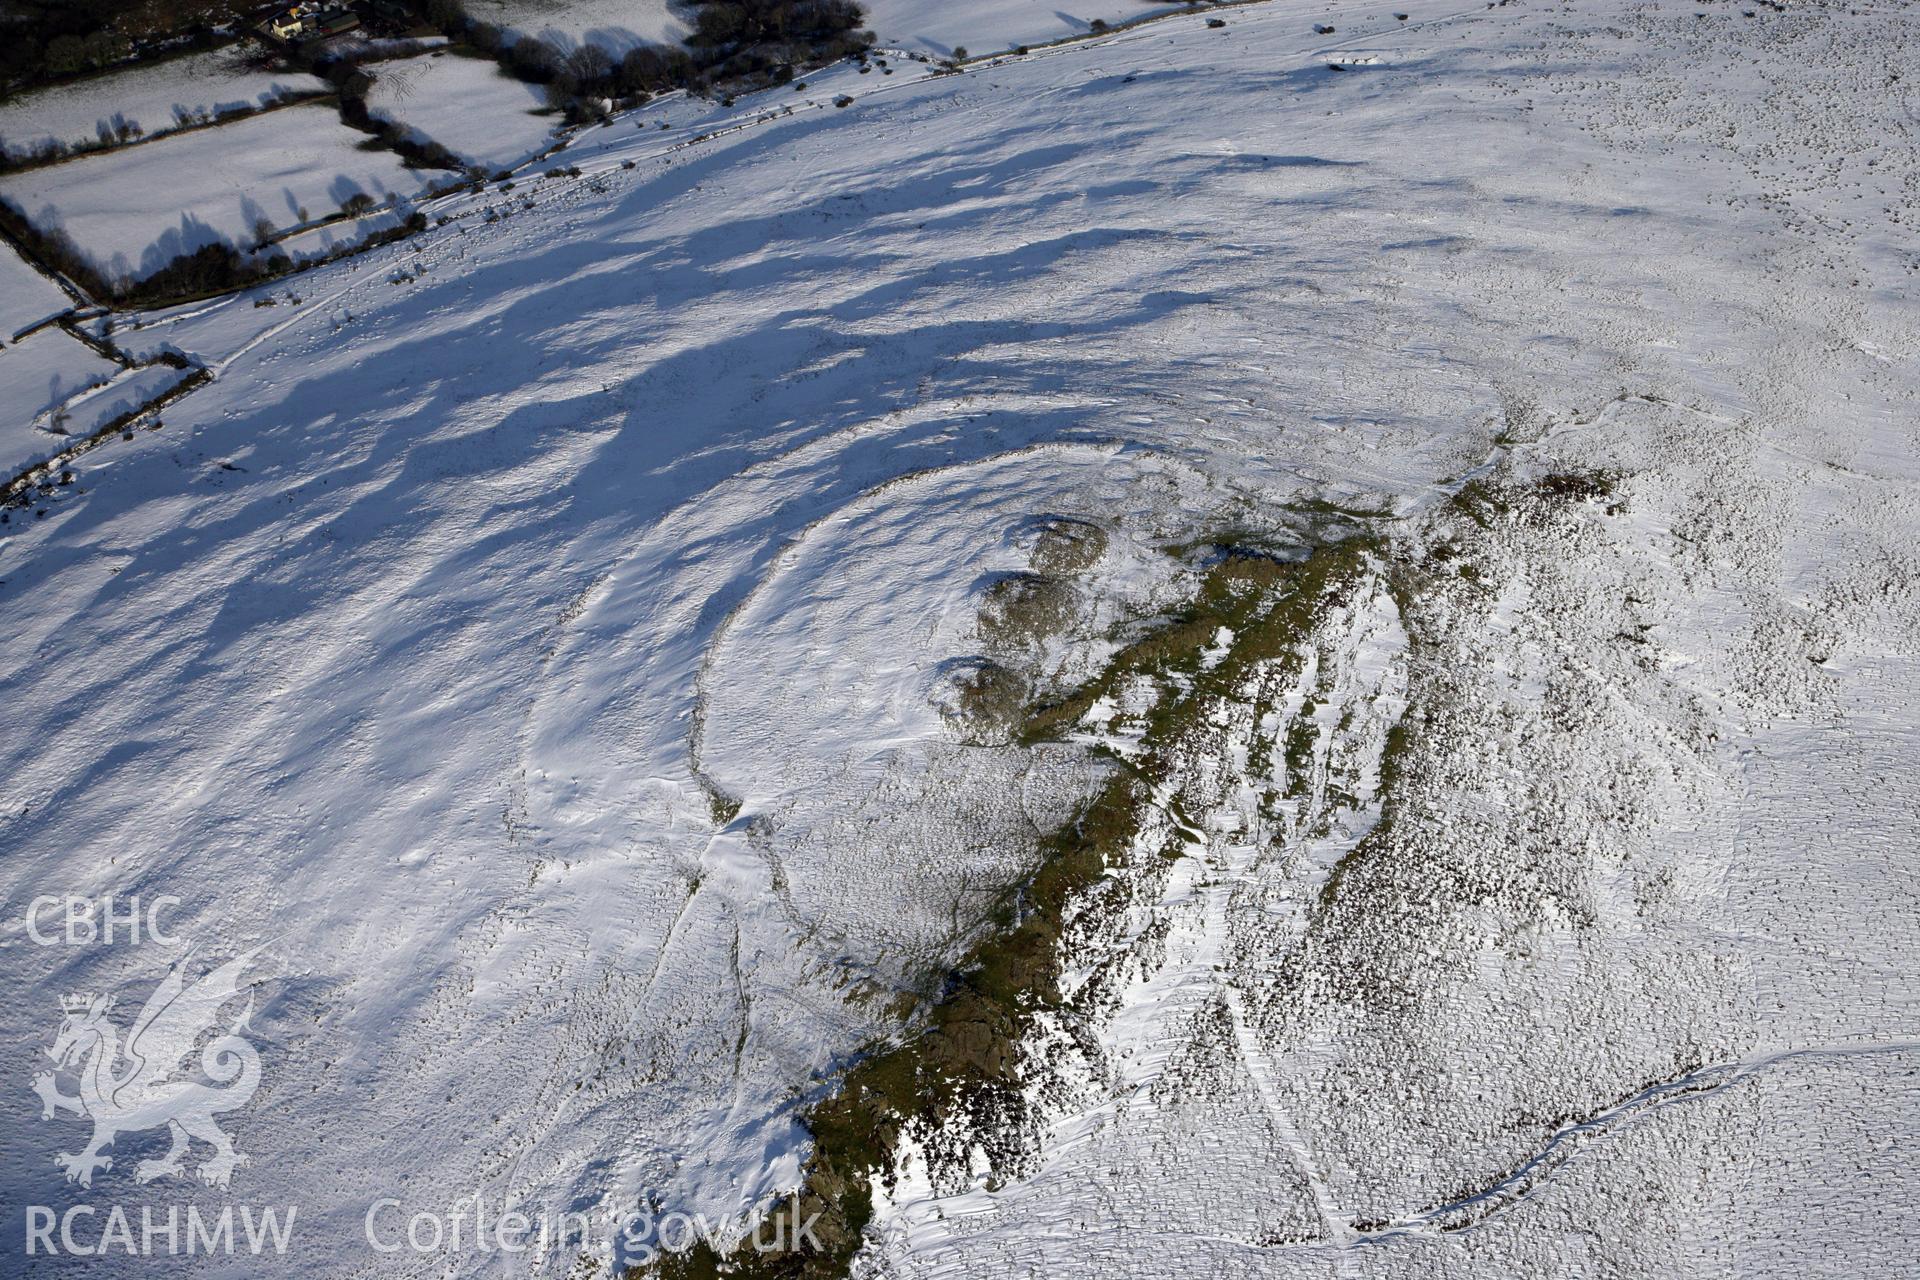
left=0, top=0, right=1914, bottom=1277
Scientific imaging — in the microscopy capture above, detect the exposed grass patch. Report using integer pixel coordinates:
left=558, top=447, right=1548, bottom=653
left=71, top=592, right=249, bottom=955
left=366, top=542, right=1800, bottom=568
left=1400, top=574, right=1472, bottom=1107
left=932, top=657, right=1029, bottom=744
left=976, top=571, right=1076, bottom=652
left=1025, top=515, right=1108, bottom=575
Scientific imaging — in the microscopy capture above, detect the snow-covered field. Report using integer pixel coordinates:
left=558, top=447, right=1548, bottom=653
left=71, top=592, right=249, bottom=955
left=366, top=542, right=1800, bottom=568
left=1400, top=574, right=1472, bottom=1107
left=0, top=49, right=327, bottom=162
left=0, top=0, right=1915, bottom=1277
left=367, top=51, right=558, bottom=172
left=859, top=0, right=1186, bottom=57
left=465, top=0, right=692, bottom=52
left=0, top=328, right=118, bottom=447
left=0, top=104, right=425, bottom=287
left=0, top=248, right=72, bottom=338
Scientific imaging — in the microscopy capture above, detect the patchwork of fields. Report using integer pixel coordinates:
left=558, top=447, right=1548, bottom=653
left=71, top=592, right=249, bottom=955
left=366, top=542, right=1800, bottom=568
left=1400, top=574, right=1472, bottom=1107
left=0, top=103, right=424, bottom=285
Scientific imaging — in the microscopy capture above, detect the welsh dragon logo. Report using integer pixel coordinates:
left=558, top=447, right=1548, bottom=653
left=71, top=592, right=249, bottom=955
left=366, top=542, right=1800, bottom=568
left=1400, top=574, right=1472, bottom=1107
left=32, top=948, right=262, bottom=1190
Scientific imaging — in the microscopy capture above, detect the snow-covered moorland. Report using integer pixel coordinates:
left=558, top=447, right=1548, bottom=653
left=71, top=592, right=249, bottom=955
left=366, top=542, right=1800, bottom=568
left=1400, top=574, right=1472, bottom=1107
left=0, top=0, right=1914, bottom=1277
